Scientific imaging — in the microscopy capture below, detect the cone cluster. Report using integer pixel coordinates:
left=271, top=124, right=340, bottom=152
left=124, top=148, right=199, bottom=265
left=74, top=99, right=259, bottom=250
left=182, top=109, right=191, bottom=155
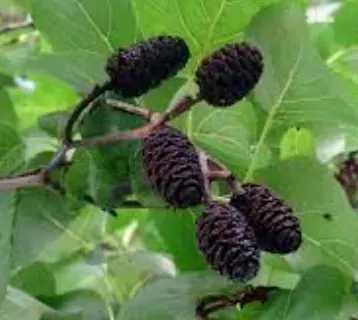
left=103, top=35, right=301, bottom=283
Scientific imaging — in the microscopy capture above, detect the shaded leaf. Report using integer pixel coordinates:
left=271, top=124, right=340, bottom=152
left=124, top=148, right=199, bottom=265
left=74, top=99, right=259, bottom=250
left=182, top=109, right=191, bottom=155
left=117, top=271, right=234, bottom=320
left=0, top=123, right=24, bottom=177
left=150, top=208, right=207, bottom=271
left=43, top=290, right=109, bottom=320
left=11, top=262, right=56, bottom=297
left=0, top=192, right=16, bottom=304
left=38, top=110, right=70, bottom=139
left=107, top=251, right=176, bottom=302
left=12, top=189, right=106, bottom=268
left=0, top=287, right=52, bottom=320
left=0, top=88, right=18, bottom=127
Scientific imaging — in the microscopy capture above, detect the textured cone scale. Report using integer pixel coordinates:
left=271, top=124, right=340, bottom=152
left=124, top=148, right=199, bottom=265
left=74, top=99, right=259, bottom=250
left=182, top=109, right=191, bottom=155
left=106, top=35, right=190, bottom=98
left=195, top=42, right=263, bottom=106
left=230, top=183, right=302, bottom=254
left=142, top=126, right=204, bottom=208
left=335, top=153, right=358, bottom=198
left=196, top=202, right=260, bottom=282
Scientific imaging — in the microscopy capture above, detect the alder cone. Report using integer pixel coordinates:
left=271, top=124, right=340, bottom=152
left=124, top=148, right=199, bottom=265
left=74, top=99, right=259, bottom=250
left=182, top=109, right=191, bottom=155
left=230, top=183, right=302, bottom=254
left=196, top=201, right=260, bottom=282
left=106, top=35, right=190, bottom=97
left=142, top=126, right=204, bottom=208
left=195, top=42, right=263, bottom=106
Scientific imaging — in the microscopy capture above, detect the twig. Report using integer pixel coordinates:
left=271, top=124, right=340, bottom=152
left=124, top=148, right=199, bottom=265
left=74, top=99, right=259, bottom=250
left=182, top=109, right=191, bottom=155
left=207, top=157, right=245, bottom=195
left=64, top=81, right=112, bottom=144
left=163, top=95, right=201, bottom=122
left=199, top=151, right=211, bottom=204
left=196, top=286, right=276, bottom=320
left=0, top=172, right=44, bottom=191
left=0, top=19, right=35, bottom=35
left=70, top=124, right=153, bottom=148
left=106, top=99, right=152, bottom=120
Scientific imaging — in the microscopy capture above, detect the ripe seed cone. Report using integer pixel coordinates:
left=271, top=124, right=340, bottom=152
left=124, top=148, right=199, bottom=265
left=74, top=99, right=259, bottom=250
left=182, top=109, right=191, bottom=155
left=142, top=126, right=204, bottom=208
left=195, top=42, right=263, bottom=106
left=106, top=35, right=190, bottom=97
left=230, top=183, right=302, bottom=254
left=196, top=201, right=260, bottom=282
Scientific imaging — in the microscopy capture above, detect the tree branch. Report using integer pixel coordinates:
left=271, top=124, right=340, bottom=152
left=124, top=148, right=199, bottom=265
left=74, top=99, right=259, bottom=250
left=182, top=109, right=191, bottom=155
left=207, top=157, right=244, bottom=194
left=0, top=172, right=44, bottom=191
left=106, top=99, right=152, bottom=120
left=196, top=286, right=276, bottom=320
left=163, top=95, right=201, bottom=122
left=63, top=81, right=112, bottom=144
left=70, top=124, right=153, bottom=148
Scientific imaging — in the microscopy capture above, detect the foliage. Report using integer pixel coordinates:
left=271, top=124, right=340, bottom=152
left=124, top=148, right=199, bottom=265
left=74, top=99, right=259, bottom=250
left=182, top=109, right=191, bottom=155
left=0, top=0, right=358, bottom=319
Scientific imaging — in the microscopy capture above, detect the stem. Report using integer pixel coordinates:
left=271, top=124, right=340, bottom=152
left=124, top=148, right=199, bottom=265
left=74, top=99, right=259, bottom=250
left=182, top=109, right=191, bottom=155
left=64, top=80, right=112, bottom=144
left=106, top=99, right=152, bottom=120
left=70, top=124, right=153, bottom=148
left=196, top=286, right=276, bottom=320
left=163, top=96, right=201, bottom=123
left=207, top=157, right=244, bottom=194
left=0, top=173, right=44, bottom=191
left=199, top=151, right=211, bottom=204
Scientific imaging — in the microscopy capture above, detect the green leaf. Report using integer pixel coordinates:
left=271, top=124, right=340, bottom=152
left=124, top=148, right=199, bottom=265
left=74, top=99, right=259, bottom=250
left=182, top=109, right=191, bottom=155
left=12, top=189, right=106, bottom=268
left=53, top=254, right=110, bottom=300
left=133, top=0, right=280, bottom=74
left=0, top=287, right=52, bottom=320
left=245, top=3, right=358, bottom=179
left=27, top=52, right=107, bottom=93
left=150, top=208, right=207, bottom=271
left=0, top=123, right=24, bottom=177
left=333, top=1, right=358, bottom=47
left=0, top=39, right=39, bottom=76
left=108, top=251, right=176, bottom=302
left=38, top=110, right=70, bottom=139
left=43, top=290, right=109, bottom=320
left=336, top=292, right=358, bottom=320
left=255, top=157, right=358, bottom=276
left=11, top=262, right=56, bottom=297
left=30, top=0, right=137, bottom=54
left=9, top=74, right=77, bottom=130
left=309, top=22, right=338, bottom=60
left=279, top=127, right=315, bottom=159
left=75, top=99, right=144, bottom=209
left=0, top=192, right=16, bottom=304
left=191, top=100, right=257, bottom=176
left=117, top=271, right=234, bottom=320
left=0, top=88, right=18, bottom=127
left=256, top=266, right=347, bottom=320
left=328, top=48, right=358, bottom=86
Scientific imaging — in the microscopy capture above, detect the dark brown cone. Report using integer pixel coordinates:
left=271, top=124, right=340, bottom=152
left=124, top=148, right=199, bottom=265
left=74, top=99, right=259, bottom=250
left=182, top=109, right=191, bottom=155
left=196, top=201, right=260, bottom=282
left=106, top=35, right=190, bottom=98
left=230, top=183, right=302, bottom=254
left=195, top=42, right=263, bottom=107
left=335, top=152, right=358, bottom=204
left=142, top=126, right=204, bottom=208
